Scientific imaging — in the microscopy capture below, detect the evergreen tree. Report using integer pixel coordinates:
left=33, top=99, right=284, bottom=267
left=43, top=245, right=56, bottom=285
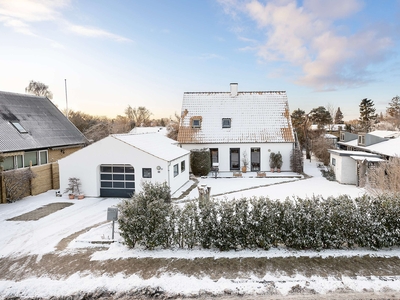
left=359, top=98, right=377, bottom=132
left=387, top=95, right=400, bottom=128
left=387, top=95, right=400, bottom=118
left=309, top=106, right=332, bottom=129
left=334, top=107, right=344, bottom=124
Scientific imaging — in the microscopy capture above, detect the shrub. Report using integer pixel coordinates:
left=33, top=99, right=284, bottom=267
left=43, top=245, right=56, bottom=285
left=190, top=149, right=211, bottom=176
left=117, top=181, right=172, bottom=249
left=3, top=168, right=35, bottom=202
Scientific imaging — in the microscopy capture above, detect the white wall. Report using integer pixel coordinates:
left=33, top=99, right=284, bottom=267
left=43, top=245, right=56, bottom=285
left=168, top=155, right=190, bottom=195
left=59, top=136, right=189, bottom=196
left=330, top=153, right=357, bottom=184
left=181, top=143, right=294, bottom=172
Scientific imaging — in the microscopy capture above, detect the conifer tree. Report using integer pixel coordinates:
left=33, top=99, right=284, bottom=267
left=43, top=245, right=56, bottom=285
left=334, top=107, right=344, bottom=124
left=359, top=98, right=377, bottom=132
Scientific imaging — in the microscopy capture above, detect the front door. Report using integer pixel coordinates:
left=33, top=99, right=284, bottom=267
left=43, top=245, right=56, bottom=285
left=230, top=148, right=240, bottom=170
left=251, top=148, right=260, bottom=171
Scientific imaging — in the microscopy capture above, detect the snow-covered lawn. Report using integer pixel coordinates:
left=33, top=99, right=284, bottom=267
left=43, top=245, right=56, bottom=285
left=1, top=157, right=400, bottom=298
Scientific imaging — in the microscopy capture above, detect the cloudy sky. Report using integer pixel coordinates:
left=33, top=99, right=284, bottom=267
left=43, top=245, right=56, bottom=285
left=0, top=0, right=399, bottom=120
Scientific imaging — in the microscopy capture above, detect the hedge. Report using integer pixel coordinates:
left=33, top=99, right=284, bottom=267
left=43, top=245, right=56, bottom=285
left=118, top=183, right=400, bottom=251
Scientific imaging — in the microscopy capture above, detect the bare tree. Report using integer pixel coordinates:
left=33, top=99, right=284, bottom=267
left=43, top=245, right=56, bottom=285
left=25, top=80, right=53, bottom=99
left=366, top=156, right=400, bottom=197
left=125, top=105, right=152, bottom=128
left=167, top=112, right=181, bottom=140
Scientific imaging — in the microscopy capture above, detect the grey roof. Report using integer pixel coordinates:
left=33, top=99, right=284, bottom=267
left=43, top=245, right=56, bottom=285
left=0, top=91, right=88, bottom=153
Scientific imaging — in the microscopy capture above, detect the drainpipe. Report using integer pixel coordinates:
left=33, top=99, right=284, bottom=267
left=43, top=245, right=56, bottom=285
left=167, top=162, right=171, bottom=188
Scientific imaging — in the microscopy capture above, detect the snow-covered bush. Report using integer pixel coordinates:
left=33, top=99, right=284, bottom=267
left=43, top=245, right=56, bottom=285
left=118, top=191, right=400, bottom=251
left=117, top=182, right=172, bottom=249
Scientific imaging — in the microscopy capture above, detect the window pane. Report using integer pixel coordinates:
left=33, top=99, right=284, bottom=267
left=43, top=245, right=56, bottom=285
left=113, top=174, right=124, bottom=181
left=174, top=164, right=179, bottom=177
left=181, top=161, right=185, bottom=172
left=40, top=151, right=47, bottom=165
left=16, top=155, right=23, bottom=168
left=125, top=174, right=134, bottom=181
left=101, top=174, right=112, bottom=180
left=2, top=156, right=14, bottom=170
left=113, top=182, right=124, bottom=188
left=101, top=166, right=112, bottom=173
left=24, top=152, right=37, bottom=167
left=113, top=166, right=124, bottom=173
left=142, top=168, right=152, bottom=178
left=101, top=182, right=112, bottom=187
left=125, top=166, right=134, bottom=173
left=126, top=182, right=135, bottom=188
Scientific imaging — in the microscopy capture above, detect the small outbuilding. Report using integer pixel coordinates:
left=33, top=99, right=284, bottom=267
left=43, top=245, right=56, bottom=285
left=328, top=150, right=383, bottom=186
left=59, top=133, right=190, bottom=197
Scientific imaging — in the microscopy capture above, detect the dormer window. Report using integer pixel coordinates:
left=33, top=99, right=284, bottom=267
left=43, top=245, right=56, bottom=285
left=340, top=132, right=345, bottom=141
left=358, top=134, right=365, bottom=145
left=222, top=118, right=231, bottom=128
left=10, top=122, right=28, bottom=133
left=192, top=119, right=201, bottom=128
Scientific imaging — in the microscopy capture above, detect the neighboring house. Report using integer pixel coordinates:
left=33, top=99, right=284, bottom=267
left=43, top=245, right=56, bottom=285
left=177, top=83, right=295, bottom=172
left=129, top=126, right=167, bottom=136
left=0, top=91, right=88, bottom=202
left=328, top=150, right=383, bottom=185
left=329, top=130, right=400, bottom=186
left=58, top=133, right=190, bottom=197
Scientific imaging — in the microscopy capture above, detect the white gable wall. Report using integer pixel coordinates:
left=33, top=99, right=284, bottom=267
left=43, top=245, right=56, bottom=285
left=181, top=143, right=293, bottom=172
left=330, top=153, right=357, bottom=184
left=59, top=136, right=189, bottom=197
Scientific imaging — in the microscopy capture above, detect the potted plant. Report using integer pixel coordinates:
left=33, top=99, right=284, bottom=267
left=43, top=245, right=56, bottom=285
left=269, top=152, right=276, bottom=172
left=275, top=152, right=283, bottom=173
left=241, top=150, right=249, bottom=173
left=64, top=177, right=84, bottom=199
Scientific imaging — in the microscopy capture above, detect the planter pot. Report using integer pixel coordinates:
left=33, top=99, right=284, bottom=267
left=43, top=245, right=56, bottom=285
left=68, top=194, right=75, bottom=200
left=242, top=166, right=247, bottom=173
left=77, top=194, right=85, bottom=200
left=270, top=168, right=275, bottom=173
left=277, top=168, right=281, bottom=173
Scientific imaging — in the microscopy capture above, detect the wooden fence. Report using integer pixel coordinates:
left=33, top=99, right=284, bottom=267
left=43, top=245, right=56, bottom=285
left=0, top=162, right=59, bottom=204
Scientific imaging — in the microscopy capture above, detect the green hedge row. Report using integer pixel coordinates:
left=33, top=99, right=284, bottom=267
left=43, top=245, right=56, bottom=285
left=118, top=183, right=400, bottom=250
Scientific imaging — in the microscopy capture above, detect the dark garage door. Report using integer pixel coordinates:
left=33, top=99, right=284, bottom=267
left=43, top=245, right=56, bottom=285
left=100, top=164, right=135, bottom=198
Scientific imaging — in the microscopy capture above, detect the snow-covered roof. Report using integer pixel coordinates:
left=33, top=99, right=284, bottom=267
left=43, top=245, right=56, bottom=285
left=177, top=84, right=295, bottom=144
left=329, top=149, right=381, bottom=157
left=129, top=126, right=168, bottom=136
left=367, top=130, right=400, bottom=139
left=350, top=156, right=385, bottom=162
left=338, top=130, right=400, bottom=157
left=112, top=133, right=188, bottom=162
left=324, top=133, right=337, bottom=139
left=311, top=124, right=346, bottom=131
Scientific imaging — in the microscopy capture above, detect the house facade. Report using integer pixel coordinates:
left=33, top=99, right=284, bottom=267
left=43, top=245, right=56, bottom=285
left=0, top=91, right=88, bottom=202
left=177, top=83, right=295, bottom=172
left=58, top=133, right=190, bottom=197
left=330, top=130, right=400, bottom=186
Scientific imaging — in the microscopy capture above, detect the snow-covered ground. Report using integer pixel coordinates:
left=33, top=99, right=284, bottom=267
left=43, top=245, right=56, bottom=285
left=1, top=157, right=400, bottom=298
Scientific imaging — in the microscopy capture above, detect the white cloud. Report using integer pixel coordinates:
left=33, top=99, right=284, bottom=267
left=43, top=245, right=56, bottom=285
left=219, top=0, right=394, bottom=90
left=0, top=0, right=131, bottom=43
left=66, top=24, right=131, bottom=42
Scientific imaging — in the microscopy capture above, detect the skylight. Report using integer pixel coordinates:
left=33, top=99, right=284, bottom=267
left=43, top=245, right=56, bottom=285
left=10, top=122, right=28, bottom=133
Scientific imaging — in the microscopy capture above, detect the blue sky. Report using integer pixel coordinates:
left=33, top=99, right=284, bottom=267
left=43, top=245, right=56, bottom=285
left=0, top=0, right=399, bottom=121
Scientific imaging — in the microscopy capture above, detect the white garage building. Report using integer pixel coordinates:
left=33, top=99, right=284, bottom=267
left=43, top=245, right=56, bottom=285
left=59, top=133, right=190, bottom=197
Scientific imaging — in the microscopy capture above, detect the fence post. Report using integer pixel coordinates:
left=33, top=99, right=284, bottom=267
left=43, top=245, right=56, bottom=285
left=0, top=167, right=6, bottom=204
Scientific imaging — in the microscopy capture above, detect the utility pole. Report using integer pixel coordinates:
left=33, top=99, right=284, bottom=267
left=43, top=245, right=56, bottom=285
left=64, top=79, right=69, bottom=119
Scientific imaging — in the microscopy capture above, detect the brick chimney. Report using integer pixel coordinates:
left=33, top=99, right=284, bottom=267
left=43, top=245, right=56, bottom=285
left=230, top=83, right=238, bottom=97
